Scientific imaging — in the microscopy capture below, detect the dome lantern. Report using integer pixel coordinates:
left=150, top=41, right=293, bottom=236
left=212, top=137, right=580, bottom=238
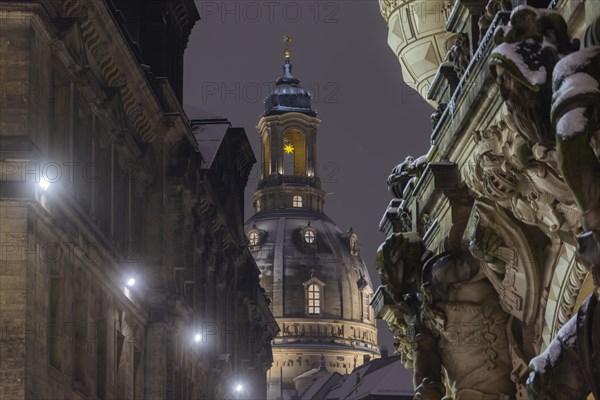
left=263, top=35, right=316, bottom=117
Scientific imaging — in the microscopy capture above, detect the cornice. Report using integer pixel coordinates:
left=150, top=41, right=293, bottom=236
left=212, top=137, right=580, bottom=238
left=256, top=112, right=321, bottom=135
left=61, top=0, right=168, bottom=143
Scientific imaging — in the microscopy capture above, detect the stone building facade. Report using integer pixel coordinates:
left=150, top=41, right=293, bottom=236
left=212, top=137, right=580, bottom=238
left=373, top=0, right=600, bottom=398
left=0, top=1, right=277, bottom=399
left=245, top=52, right=379, bottom=400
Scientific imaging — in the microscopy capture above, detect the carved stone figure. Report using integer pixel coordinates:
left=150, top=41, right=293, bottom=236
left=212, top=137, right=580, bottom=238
left=431, top=103, right=447, bottom=130
left=463, top=201, right=551, bottom=396
left=387, top=155, right=428, bottom=199
left=479, top=0, right=512, bottom=39
left=376, top=233, right=516, bottom=399
left=447, top=33, right=471, bottom=77
left=489, top=6, right=579, bottom=146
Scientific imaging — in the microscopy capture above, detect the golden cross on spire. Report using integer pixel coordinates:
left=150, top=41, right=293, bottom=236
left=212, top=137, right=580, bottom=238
left=283, top=35, right=292, bottom=61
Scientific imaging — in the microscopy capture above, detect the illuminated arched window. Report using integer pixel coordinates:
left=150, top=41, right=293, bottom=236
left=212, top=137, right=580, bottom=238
left=307, top=284, right=321, bottom=315
left=256, top=200, right=262, bottom=212
left=293, top=195, right=303, bottom=208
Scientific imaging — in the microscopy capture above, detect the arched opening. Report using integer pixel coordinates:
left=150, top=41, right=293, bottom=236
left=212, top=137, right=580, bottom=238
left=283, top=129, right=306, bottom=175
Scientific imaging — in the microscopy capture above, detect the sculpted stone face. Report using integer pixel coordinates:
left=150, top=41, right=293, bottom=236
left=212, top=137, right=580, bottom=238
left=479, top=153, right=519, bottom=201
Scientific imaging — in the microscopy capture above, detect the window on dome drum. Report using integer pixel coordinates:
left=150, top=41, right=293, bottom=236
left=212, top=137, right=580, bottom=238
left=293, top=195, right=303, bottom=208
left=304, top=229, right=315, bottom=244
left=248, top=231, right=259, bottom=246
left=256, top=200, right=261, bottom=212
left=307, top=284, right=321, bottom=315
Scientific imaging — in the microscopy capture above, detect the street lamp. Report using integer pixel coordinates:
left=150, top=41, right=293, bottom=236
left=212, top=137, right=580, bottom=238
left=39, top=177, right=50, bottom=190
left=194, top=333, right=202, bottom=343
left=123, top=276, right=138, bottom=300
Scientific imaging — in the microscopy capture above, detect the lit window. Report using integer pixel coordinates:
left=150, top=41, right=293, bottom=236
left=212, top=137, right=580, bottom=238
left=293, top=195, right=303, bottom=208
left=248, top=231, right=259, bottom=246
left=307, top=284, right=321, bottom=315
left=304, top=229, right=316, bottom=244
left=256, top=200, right=262, bottom=212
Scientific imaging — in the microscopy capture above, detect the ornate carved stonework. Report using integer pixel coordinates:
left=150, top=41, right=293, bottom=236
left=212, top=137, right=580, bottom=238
left=447, top=33, right=471, bottom=77
left=387, top=155, right=427, bottom=199
left=463, top=201, right=543, bottom=326
left=554, top=259, right=589, bottom=336
left=375, top=3, right=600, bottom=399
left=465, top=115, right=581, bottom=236
left=377, top=233, right=518, bottom=398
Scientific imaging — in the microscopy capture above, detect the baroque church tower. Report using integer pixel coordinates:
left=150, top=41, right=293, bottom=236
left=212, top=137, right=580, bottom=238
left=245, top=40, right=379, bottom=399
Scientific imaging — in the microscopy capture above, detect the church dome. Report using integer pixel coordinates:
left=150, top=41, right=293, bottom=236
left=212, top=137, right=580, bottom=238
left=246, top=209, right=376, bottom=329
left=263, top=61, right=317, bottom=117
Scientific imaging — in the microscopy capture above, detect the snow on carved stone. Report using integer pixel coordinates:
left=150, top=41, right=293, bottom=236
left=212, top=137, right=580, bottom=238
left=492, top=41, right=547, bottom=86
left=552, top=72, right=599, bottom=107
left=552, top=47, right=600, bottom=139
left=529, top=311, right=578, bottom=374
left=556, top=107, right=588, bottom=139
left=553, top=47, right=600, bottom=82
left=510, top=4, right=557, bottom=18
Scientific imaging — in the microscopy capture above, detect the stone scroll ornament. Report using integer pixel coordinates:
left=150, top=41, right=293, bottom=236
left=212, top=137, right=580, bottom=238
left=376, top=234, right=517, bottom=400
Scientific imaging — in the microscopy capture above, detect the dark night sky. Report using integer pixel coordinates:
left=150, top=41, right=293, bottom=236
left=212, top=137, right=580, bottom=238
left=183, top=0, right=432, bottom=366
